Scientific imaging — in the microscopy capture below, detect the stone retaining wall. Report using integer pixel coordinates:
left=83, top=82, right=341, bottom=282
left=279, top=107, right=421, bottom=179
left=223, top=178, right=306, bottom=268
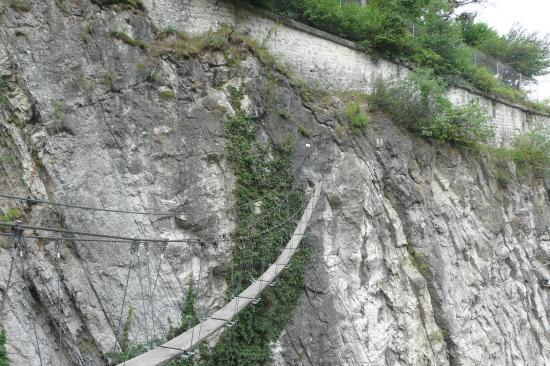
left=144, top=0, right=550, bottom=144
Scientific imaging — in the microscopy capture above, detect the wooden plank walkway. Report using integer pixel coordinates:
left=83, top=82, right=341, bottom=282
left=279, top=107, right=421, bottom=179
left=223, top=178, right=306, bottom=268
left=119, top=181, right=322, bottom=366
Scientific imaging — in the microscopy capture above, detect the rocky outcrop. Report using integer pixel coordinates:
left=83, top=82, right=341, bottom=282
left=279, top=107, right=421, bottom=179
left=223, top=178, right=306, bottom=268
left=0, top=1, right=548, bottom=365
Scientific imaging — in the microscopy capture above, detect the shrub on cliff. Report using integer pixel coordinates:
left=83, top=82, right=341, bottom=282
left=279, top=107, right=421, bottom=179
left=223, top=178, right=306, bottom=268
left=509, top=126, right=550, bottom=177
left=91, top=0, right=144, bottom=11
left=370, top=70, right=492, bottom=146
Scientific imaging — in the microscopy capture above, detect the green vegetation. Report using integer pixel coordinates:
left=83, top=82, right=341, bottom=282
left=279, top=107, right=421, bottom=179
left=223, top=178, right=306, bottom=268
left=0, top=326, right=7, bottom=366
left=8, top=0, right=32, bottom=12
left=108, top=274, right=205, bottom=364
left=198, top=85, right=309, bottom=365
left=151, top=26, right=236, bottom=60
left=166, top=277, right=199, bottom=340
left=159, top=89, right=176, bottom=100
left=100, top=72, right=115, bottom=90
left=345, top=101, right=369, bottom=130
left=0, top=76, right=7, bottom=105
left=459, top=15, right=550, bottom=79
left=80, top=23, right=93, bottom=44
left=147, top=67, right=162, bottom=82
left=121, top=306, right=134, bottom=354
left=108, top=306, right=155, bottom=364
left=408, top=248, right=429, bottom=272
left=109, top=30, right=148, bottom=49
left=91, top=0, right=144, bottom=11
left=1, top=208, right=22, bottom=223
left=0, top=155, right=15, bottom=163
left=370, top=70, right=492, bottom=146
left=367, top=70, right=548, bottom=179
left=491, top=126, right=550, bottom=178
left=247, top=0, right=550, bottom=109
left=53, top=99, right=67, bottom=120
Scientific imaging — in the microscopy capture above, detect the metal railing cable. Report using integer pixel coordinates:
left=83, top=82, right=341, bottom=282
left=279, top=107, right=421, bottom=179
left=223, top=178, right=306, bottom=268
left=0, top=192, right=310, bottom=246
left=111, top=243, right=136, bottom=354
left=0, top=154, right=311, bottom=218
left=55, top=239, right=63, bottom=366
left=0, top=227, right=20, bottom=317
left=18, top=239, right=44, bottom=366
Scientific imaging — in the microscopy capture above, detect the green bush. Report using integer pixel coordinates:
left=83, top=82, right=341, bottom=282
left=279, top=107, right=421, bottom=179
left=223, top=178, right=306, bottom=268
left=370, top=70, right=493, bottom=146
left=345, top=102, right=369, bottom=130
left=109, top=30, right=147, bottom=49
left=509, top=126, right=550, bottom=177
left=1, top=208, right=22, bottom=223
left=159, top=89, right=175, bottom=100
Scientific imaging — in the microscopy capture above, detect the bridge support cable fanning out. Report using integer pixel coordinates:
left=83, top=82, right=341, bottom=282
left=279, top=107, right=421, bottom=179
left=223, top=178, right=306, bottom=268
left=0, top=176, right=307, bottom=247
left=0, top=153, right=312, bottom=218
left=117, top=180, right=322, bottom=366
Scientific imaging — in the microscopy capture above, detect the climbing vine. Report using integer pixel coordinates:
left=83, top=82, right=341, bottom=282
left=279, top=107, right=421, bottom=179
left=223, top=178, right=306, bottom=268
left=198, top=85, right=309, bottom=365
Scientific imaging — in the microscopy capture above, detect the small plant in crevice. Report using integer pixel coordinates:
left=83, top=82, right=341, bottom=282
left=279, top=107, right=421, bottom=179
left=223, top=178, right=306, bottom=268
left=199, top=85, right=309, bottom=365
left=345, top=101, right=369, bottom=131
left=408, top=248, right=429, bottom=272
left=110, top=30, right=147, bottom=49
left=91, top=0, right=144, bottom=11
left=53, top=99, right=67, bottom=121
left=298, top=126, right=311, bottom=137
left=8, top=0, right=32, bottom=12
left=55, top=0, right=69, bottom=14
left=147, top=67, right=162, bottom=82
left=158, top=89, right=176, bottom=100
left=80, top=23, right=93, bottom=44
left=100, top=71, right=115, bottom=91
left=1, top=207, right=22, bottom=223
left=78, top=74, right=96, bottom=95
left=0, top=154, right=15, bottom=163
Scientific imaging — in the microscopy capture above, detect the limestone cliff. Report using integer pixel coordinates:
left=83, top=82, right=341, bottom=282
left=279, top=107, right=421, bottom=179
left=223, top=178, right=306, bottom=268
left=0, top=1, right=548, bottom=365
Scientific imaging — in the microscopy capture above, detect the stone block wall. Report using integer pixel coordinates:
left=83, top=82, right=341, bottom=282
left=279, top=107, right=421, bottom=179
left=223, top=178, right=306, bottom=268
left=144, top=0, right=550, bottom=144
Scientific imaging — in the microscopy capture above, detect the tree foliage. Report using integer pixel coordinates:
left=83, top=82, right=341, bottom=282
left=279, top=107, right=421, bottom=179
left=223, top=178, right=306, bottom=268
left=459, top=15, right=550, bottom=78
left=247, top=0, right=550, bottom=105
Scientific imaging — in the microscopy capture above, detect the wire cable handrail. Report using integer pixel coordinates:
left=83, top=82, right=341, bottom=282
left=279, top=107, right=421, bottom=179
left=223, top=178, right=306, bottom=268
left=0, top=197, right=309, bottom=244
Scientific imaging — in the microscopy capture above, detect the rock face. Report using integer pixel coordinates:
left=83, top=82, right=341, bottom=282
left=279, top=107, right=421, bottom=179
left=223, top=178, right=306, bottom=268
left=0, top=1, right=548, bottom=366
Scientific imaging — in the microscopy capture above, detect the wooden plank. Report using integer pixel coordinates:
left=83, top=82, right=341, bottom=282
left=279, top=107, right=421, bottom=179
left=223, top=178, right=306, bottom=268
left=119, top=181, right=322, bottom=366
